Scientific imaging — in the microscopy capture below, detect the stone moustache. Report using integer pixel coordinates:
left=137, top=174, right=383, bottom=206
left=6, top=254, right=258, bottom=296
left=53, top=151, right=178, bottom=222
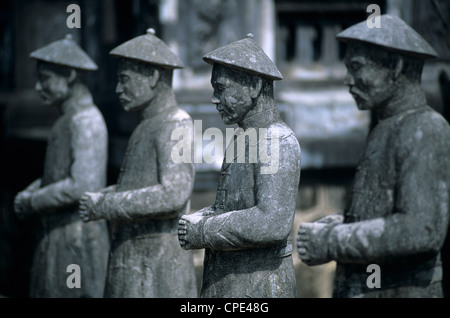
left=296, top=15, right=450, bottom=298
left=14, top=34, right=110, bottom=298
left=178, top=34, right=301, bottom=298
left=78, top=29, right=197, bottom=298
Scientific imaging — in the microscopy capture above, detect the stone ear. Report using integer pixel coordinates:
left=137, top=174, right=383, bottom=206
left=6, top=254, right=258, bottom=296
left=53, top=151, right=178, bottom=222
left=68, top=69, right=77, bottom=84
left=149, top=69, right=160, bottom=88
left=394, top=57, right=404, bottom=80
left=250, top=76, right=262, bottom=99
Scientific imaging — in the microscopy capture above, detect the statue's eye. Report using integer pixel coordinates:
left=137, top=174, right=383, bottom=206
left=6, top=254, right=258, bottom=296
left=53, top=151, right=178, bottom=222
left=119, top=75, right=129, bottom=83
left=350, top=61, right=363, bottom=72
left=38, top=74, right=49, bottom=82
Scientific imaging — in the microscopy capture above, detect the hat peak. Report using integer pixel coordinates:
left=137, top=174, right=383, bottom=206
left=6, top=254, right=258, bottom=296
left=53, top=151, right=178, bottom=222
left=203, top=34, right=283, bottom=80
left=336, top=14, right=438, bottom=59
left=246, top=33, right=254, bottom=39
left=30, top=35, right=98, bottom=71
left=109, top=30, right=184, bottom=69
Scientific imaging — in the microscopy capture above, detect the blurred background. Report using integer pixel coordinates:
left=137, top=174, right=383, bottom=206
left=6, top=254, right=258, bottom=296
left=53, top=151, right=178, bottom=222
left=0, top=0, right=449, bottom=298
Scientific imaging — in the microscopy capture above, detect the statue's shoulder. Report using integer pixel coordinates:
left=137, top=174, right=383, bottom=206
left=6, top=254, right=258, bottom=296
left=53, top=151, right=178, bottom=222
left=394, top=106, right=450, bottom=157
left=265, top=121, right=301, bottom=158
left=73, top=103, right=103, bottom=122
left=399, top=106, right=450, bottom=137
left=69, top=103, right=107, bottom=135
left=167, top=107, right=192, bottom=123
left=267, top=121, right=298, bottom=144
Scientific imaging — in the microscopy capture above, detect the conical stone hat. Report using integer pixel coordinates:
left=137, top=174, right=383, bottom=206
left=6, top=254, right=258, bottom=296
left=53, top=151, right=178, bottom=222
left=30, top=34, right=98, bottom=71
left=203, top=33, right=283, bottom=81
left=336, top=14, right=438, bottom=59
left=110, top=28, right=184, bottom=69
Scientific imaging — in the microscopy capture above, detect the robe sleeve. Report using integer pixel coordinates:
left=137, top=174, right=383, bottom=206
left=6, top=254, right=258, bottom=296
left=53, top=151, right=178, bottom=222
left=325, top=112, right=450, bottom=264
left=97, top=118, right=194, bottom=221
left=29, top=109, right=108, bottom=214
left=24, top=178, right=42, bottom=192
left=200, top=133, right=301, bottom=251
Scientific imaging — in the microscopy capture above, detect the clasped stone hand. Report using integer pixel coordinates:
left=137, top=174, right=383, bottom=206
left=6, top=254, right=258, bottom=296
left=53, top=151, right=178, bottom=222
left=178, top=207, right=213, bottom=250
left=14, top=191, right=33, bottom=220
left=79, top=192, right=103, bottom=222
left=296, top=222, right=332, bottom=266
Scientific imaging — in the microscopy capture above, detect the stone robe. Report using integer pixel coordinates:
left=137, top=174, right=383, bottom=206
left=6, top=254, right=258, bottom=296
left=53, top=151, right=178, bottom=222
left=25, top=90, right=109, bottom=297
left=199, top=109, right=301, bottom=298
left=95, top=105, right=197, bottom=298
left=326, top=101, right=450, bottom=297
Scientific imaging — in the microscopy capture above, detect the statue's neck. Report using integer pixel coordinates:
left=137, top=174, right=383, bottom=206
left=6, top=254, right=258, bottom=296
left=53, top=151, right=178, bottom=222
left=239, top=97, right=279, bottom=129
left=375, top=82, right=425, bottom=121
left=60, top=83, right=92, bottom=113
left=141, top=88, right=176, bottom=120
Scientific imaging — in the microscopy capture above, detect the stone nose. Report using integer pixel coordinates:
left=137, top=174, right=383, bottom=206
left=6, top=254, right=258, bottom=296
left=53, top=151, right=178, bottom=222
left=115, top=82, right=123, bottom=94
left=344, top=73, right=355, bottom=87
left=35, top=81, right=43, bottom=93
left=211, top=96, right=220, bottom=104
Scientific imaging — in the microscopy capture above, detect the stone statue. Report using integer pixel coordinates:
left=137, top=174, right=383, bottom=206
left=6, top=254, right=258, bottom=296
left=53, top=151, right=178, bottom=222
left=296, top=15, right=450, bottom=298
left=13, top=34, right=110, bottom=297
left=78, top=29, right=197, bottom=298
left=178, top=34, right=301, bottom=298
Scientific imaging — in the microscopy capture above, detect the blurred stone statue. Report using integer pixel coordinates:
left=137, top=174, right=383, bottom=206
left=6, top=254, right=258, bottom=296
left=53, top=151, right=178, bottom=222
left=296, top=15, right=450, bottom=298
left=178, top=34, right=301, bottom=297
left=79, top=29, right=197, bottom=298
left=14, top=34, right=110, bottom=298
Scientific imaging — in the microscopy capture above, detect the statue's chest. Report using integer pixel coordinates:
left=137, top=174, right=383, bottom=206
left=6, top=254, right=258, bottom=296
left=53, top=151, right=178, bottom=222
left=117, top=123, right=158, bottom=190
left=42, top=116, right=73, bottom=185
left=215, top=160, right=256, bottom=213
left=346, top=121, right=398, bottom=221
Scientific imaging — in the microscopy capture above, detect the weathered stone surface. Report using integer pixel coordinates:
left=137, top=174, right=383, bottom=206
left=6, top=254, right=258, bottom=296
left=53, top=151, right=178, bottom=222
left=29, top=34, right=98, bottom=71
left=14, top=36, right=109, bottom=297
left=297, top=15, right=450, bottom=298
left=179, top=36, right=300, bottom=298
left=79, top=30, right=197, bottom=298
left=336, top=14, right=437, bottom=59
left=203, top=33, right=282, bottom=80
left=110, top=28, right=184, bottom=69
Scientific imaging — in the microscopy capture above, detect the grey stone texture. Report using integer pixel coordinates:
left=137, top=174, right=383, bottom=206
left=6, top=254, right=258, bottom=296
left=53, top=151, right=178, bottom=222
left=79, top=30, right=197, bottom=298
left=297, top=15, right=450, bottom=298
left=14, top=36, right=109, bottom=297
left=179, top=36, right=301, bottom=297
left=29, top=34, right=99, bottom=71
left=337, top=14, right=438, bottom=59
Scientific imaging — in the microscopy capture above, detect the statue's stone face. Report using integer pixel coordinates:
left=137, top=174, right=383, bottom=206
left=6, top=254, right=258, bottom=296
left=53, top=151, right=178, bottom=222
left=210, top=64, right=255, bottom=125
left=35, top=63, right=71, bottom=106
left=344, top=43, right=396, bottom=111
left=116, top=61, right=156, bottom=112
